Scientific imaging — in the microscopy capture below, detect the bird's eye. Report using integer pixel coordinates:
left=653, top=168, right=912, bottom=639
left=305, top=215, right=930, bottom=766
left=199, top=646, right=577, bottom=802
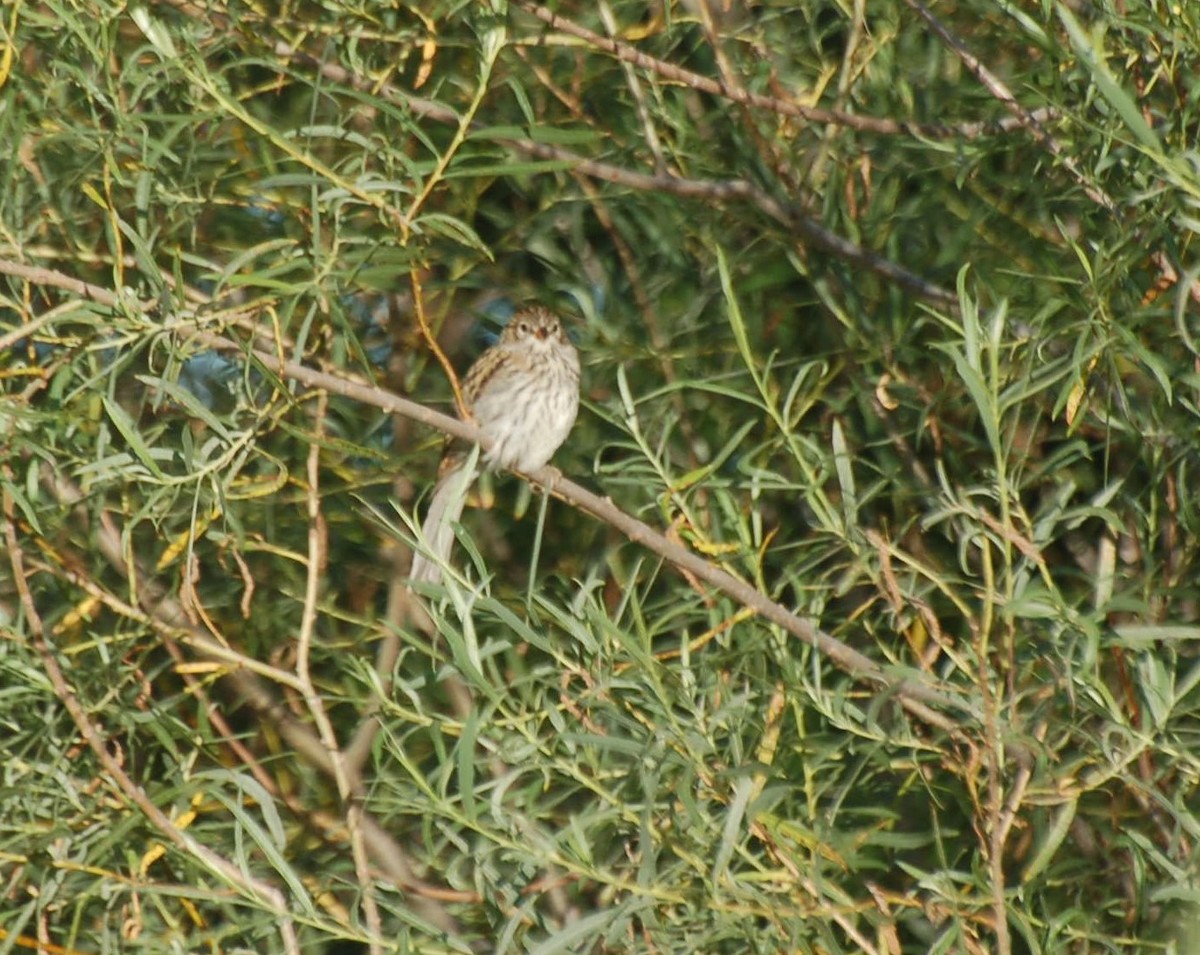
left=518, top=321, right=530, bottom=335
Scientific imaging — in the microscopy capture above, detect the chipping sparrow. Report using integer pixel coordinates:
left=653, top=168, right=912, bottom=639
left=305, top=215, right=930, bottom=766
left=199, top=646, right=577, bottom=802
left=409, top=306, right=580, bottom=585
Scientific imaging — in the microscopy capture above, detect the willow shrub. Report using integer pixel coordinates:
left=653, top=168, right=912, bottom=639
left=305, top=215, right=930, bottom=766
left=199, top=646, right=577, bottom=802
left=2, top=2, right=1199, bottom=953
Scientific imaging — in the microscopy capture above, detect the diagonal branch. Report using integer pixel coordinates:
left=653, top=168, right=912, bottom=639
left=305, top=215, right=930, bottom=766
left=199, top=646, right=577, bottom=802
left=1, top=256, right=971, bottom=730
left=519, top=2, right=948, bottom=138
left=202, top=326, right=970, bottom=727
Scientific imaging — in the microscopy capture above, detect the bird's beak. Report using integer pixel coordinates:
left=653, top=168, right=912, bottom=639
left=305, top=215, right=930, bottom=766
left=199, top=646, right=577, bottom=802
left=535, top=327, right=549, bottom=340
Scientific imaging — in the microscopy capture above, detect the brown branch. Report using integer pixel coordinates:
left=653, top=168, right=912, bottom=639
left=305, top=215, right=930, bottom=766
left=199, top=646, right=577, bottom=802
left=461, top=133, right=957, bottom=305
left=1, top=256, right=971, bottom=727
left=523, top=1, right=1063, bottom=144
left=519, top=2, right=950, bottom=138
left=297, top=392, right=384, bottom=953
left=199, top=330, right=970, bottom=726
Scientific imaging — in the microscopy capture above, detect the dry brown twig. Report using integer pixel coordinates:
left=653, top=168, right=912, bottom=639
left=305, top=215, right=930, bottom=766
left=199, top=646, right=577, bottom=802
left=901, top=0, right=1116, bottom=215
left=3, top=477, right=305, bottom=954
left=297, top=391, right=384, bottom=953
left=30, top=440, right=465, bottom=937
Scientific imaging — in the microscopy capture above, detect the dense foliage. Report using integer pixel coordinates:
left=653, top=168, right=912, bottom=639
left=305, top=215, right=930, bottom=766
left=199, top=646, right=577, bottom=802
left=2, top=1, right=1199, bottom=952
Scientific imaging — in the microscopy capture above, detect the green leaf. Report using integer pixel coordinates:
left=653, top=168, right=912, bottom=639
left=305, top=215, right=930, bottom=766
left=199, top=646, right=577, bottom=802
left=1057, top=3, right=1161, bottom=153
left=102, top=396, right=166, bottom=480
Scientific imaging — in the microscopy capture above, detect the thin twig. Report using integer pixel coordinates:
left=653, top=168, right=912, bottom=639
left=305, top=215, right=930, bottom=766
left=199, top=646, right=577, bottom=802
left=298, top=392, right=384, bottom=953
left=598, top=0, right=665, bottom=173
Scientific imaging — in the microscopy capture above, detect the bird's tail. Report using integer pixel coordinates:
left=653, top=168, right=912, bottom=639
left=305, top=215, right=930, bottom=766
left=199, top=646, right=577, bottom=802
left=409, top=456, right=478, bottom=586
